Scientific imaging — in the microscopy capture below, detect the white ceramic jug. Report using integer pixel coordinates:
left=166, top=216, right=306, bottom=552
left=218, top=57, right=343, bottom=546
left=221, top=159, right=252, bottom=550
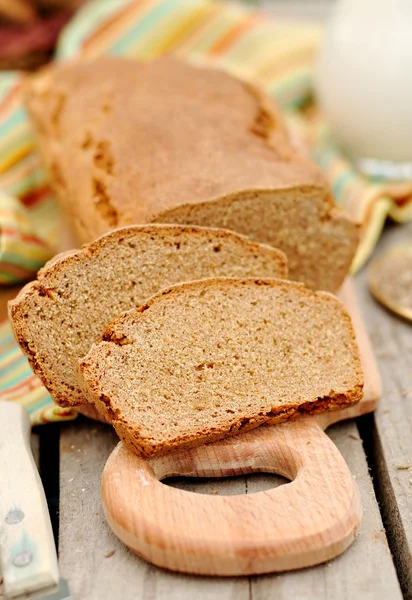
left=316, top=0, right=412, bottom=179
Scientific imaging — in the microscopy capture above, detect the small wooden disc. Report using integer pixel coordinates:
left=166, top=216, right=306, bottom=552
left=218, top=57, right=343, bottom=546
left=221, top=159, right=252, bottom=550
left=369, top=244, right=412, bottom=322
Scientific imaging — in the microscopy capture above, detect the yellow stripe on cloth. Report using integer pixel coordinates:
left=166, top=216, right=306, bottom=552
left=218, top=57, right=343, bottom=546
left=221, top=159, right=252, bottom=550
left=0, top=191, right=53, bottom=285
left=123, top=2, right=218, bottom=60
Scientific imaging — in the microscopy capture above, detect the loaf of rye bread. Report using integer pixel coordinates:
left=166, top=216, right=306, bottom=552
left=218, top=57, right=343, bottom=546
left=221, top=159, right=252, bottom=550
left=79, top=278, right=364, bottom=458
left=9, top=225, right=287, bottom=407
left=25, top=56, right=358, bottom=292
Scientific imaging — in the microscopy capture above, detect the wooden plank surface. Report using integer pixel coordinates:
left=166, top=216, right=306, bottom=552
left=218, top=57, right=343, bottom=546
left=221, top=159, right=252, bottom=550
left=59, top=415, right=401, bottom=600
left=354, top=220, right=412, bottom=598
left=251, top=421, right=401, bottom=599
left=59, top=421, right=249, bottom=600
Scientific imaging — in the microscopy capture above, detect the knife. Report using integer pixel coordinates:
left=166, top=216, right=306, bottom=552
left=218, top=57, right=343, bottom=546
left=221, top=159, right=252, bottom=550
left=0, top=401, right=71, bottom=599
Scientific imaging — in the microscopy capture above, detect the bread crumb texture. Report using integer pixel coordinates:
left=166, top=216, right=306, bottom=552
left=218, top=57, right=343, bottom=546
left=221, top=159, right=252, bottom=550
left=8, top=225, right=287, bottom=407
left=80, top=278, right=364, bottom=458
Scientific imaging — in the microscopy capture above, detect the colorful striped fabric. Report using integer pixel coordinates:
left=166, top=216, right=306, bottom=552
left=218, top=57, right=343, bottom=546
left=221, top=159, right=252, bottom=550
left=0, top=190, right=56, bottom=284
left=0, top=318, right=77, bottom=424
left=1, top=0, right=412, bottom=423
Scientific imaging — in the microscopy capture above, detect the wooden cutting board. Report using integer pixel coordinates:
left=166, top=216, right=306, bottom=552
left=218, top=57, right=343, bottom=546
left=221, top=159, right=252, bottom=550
left=101, top=278, right=381, bottom=576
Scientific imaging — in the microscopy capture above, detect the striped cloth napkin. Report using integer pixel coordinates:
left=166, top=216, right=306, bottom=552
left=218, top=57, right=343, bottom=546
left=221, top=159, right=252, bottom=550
left=1, top=0, right=412, bottom=424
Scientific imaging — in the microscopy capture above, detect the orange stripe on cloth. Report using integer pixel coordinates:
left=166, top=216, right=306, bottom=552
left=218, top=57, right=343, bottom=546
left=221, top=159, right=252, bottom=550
left=81, top=0, right=152, bottom=55
left=1, top=227, right=50, bottom=247
left=208, top=13, right=261, bottom=56
left=0, top=156, right=40, bottom=189
left=1, top=377, right=44, bottom=400
left=0, top=81, right=23, bottom=119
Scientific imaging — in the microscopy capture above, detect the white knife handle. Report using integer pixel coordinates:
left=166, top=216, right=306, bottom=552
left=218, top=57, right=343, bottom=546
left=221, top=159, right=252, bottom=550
left=0, top=402, right=59, bottom=598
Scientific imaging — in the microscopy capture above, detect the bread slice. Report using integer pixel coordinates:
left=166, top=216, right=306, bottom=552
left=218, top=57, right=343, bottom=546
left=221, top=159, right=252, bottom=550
left=9, top=225, right=287, bottom=407
left=25, top=56, right=358, bottom=292
left=79, top=278, right=364, bottom=458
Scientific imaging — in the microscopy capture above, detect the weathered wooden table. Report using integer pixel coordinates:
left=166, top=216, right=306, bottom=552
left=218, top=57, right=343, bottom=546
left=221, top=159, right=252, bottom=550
left=2, top=2, right=412, bottom=599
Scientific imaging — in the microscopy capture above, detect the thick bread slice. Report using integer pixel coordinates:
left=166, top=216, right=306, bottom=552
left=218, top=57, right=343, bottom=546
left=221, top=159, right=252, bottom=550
left=79, top=278, right=364, bottom=458
left=25, top=56, right=358, bottom=292
left=9, top=225, right=287, bottom=407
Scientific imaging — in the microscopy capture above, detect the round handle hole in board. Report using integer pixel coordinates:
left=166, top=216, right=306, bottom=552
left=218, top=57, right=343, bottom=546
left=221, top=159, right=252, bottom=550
left=162, top=472, right=290, bottom=496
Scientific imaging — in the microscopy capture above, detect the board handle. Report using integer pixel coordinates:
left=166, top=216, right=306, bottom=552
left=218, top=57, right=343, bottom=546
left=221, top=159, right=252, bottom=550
left=0, top=402, right=59, bottom=598
left=102, top=418, right=362, bottom=576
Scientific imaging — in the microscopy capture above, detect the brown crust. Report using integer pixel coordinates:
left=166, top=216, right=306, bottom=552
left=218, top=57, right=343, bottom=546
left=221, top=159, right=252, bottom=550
left=12, top=224, right=287, bottom=297
left=96, top=394, right=360, bottom=459
left=79, top=277, right=364, bottom=458
left=8, top=280, right=71, bottom=404
left=25, top=56, right=358, bottom=292
left=8, top=225, right=288, bottom=407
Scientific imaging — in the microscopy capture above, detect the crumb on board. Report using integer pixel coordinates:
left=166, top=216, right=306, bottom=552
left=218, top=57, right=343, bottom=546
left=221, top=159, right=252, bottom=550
left=396, top=464, right=412, bottom=470
left=105, top=550, right=116, bottom=558
left=371, top=529, right=386, bottom=544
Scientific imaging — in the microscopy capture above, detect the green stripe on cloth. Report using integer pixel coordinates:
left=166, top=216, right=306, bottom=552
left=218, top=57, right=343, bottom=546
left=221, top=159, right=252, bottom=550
left=110, top=0, right=183, bottom=54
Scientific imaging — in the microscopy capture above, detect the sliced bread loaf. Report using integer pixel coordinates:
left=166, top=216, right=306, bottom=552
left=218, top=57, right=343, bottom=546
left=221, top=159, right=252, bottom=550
left=25, top=56, right=358, bottom=292
left=9, top=225, right=287, bottom=407
left=79, top=278, right=364, bottom=458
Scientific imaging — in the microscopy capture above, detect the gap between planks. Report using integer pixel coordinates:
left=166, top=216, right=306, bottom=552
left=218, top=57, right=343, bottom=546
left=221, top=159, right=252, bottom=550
left=355, top=220, right=412, bottom=600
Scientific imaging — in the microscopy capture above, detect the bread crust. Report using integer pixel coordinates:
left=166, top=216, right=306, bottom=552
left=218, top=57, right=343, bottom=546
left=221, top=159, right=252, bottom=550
left=25, top=56, right=358, bottom=292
